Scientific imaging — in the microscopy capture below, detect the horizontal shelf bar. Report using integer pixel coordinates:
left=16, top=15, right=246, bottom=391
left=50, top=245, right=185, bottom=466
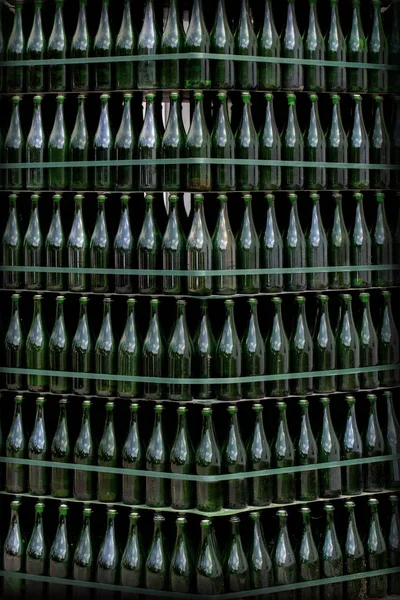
left=2, top=189, right=399, bottom=195
left=0, top=90, right=398, bottom=98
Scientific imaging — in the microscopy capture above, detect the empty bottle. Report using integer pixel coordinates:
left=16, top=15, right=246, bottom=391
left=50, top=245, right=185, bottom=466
left=45, top=195, right=65, bottom=291
left=26, top=294, right=48, bottom=392
left=351, top=193, right=371, bottom=287
left=297, top=398, right=319, bottom=502
left=73, top=399, right=95, bottom=501
left=222, top=405, right=248, bottom=509
left=5, top=395, right=26, bottom=494
left=70, top=96, right=89, bottom=190
left=328, top=96, right=348, bottom=190
left=96, top=508, right=119, bottom=585
left=385, top=390, right=400, bottom=489
left=305, top=0, right=325, bottom=91
left=94, top=0, right=113, bottom=90
left=248, top=511, right=274, bottom=591
left=197, top=519, right=224, bottom=594
left=283, top=95, right=304, bottom=190
left=26, top=501, right=47, bottom=596
left=146, top=404, right=170, bottom=508
left=73, top=506, right=94, bottom=583
left=236, top=92, right=259, bottom=191
left=266, top=297, right=290, bottom=397
left=298, top=507, right=320, bottom=600
left=162, top=93, right=186, bottom=190
left=283, top=0, right=304, bottom=91
left=242, top=299, right=265, bottom=399
left=336, top=294, right=360, bottom=392
left=378, top=291, right=399, bottom=387
left=210, top=0, right=234, bottom=89
left=51, top=398, right=71, bottom=498
left=137, top=0, right=160, bottom=89
left=196, top=407, right=222, bottom=512
left=48, top=0, right=66, bottom=91
left=306, top=96, right=326, bottom=190
left=49, top=503, right=70, bottom=589
left=3, top=499, right=25, bottom=598
left=5, top=0, right=25, bottom=92
left=145, top=514, right=169, bottom=591
left=170, top=516, right=195, bottom=593
left=5, top=97, right=24, bottom=190
left=26, top=97, right=45, bottom=190
left=349, top=96, right=369, bottom=190
left=211, top=92, right=235, bottom=191
left=138, top=195, right=161, bottom=294
left=95, top=297, right=116, bottom=396
left=321, top=505, right=343, bottom=600
left=212, top=195, right=237, bottom=295
left=122, top=403, right=144, bottom=505
left=49, top=295, right=69, bottom=394
left=161, top=0, right=184, bottom=89
left=162, top=195, right=186, bottom=295
left=97, top=401, right=118, bottom=502
left=24, top=194, right=43, bottom=290
left=234, top=0, right=257, bottom=90
left=26, top=0, right=45, bottom=92
left=367, top=498, right=388, bottom=599
left=216, top=299, right=241, bottom=400
left=290, top=296, right=313, bottom=395
left=314, top=295, right=336, bottom=393
left=143, top=299, right=165, bottom=399
left=318, top=397, right=342, bottom=498
left=187, top=194, right=212, bottom=296
left=224, top=516, right=249, bottom=592
left=28, top=396, right=48, bottom=495
left=186, top=92, right=211, bottom=191
left=115, top=94, right=136, bottom=192
left=138, top=93, right=160, bottom=191
left=184, top=0, right=210, bottom=89
left=363, top=394, right=385, bottom=492
left=348, top=0, right=367, bottom=92
left=114, top=195, right=134, bottom=294
left=341, top=396, right=363, bottom=495
left=370, top=98, right=390, bottom=190
left=344, top=501, right=366, bottom=600
left=48, top=96, right=68, bottom=190
left=373, top=193, right=393, bottom=287
left=168, top=300, right=193, bottom=400
left=272, top=510, right=297, bottom=598
left=248, top=403, right=272, bottom=506
left=388, top=495, right=400, bottom=595
left=327, top=0, right=346, bottom=91
left=94, top=95, right=113, bottom=190
left=260, top=94, right=281, bottom=191
left=358, top=292, right=379, bottom=389
left=71, top=297, right=92, bottom=395
left=115, top=0, right=136, bottom=90
left=170, top=406, right=195, bottom=509
left=4, top=294, right=24, bottom=391
left=329, top=193, right=350, bottom=288
left=90, top=196, right=110, bottom=293
left=261, top=193, right=283, bottom=293
left=273, top=402, right=295, bottom=504
left=238, top=194, right=260, bottom=293
left=71, top=0, right=90, bottom=91
left=369, top=0, right=389, bottom=93
left=118, top=299, right=140, bottom=398
left=120, top=511, right=144, bottom=588
left=259, top=0, right=280, bottom=90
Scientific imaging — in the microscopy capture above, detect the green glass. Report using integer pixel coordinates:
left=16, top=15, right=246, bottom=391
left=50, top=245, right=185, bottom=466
left=168, top=299, right=193, bottom=400
left=3, top=499, right=25, bottom=600
left=194, top=301, right=215, bottom=399
left=49, top=295, right=69, bottom=393
left=186, top=92, right=212, bottom=191
left=283, top=0, right=304, bottom=91
left=96, top=508, right=119, bottom=585
left=304, top=0, right=325, bottom=92
left=4, top=294, right=24, bottom=390
left=321, top=505, right=343, bottom=600
left=306, top=95, right=326, bottom=190
left=48, top=0, right=66, bottom=91
left=261, top=193, right=283, bottom=292
left=26, top=294, right=48, bottom=392
left=348, top=0, right=367, bottom=92
left=73, top=507, right=94, bottom=583
left=5, top=97, right=24, bottom=190
left=185, top=0, right=210, bottom=89
left=115, top=94, right=136, bottom=192
left=26, top=502, right=47, bottom=597
left=242, top=299, right=265, bottom=399
left=46, top=195, right=65, bottom=291
left=363, top=394, right=384, bottom=492
left=118, top=299, right=141, bottom=398
left=122, top=403, right=144, bottom=505
left=26, top=96, right=45, bottom=190
left=94, top=95, right=113, bottom=191
left=95, top=297, right=116, bottom=396
left=73, top=400, right=95, bottom=501
left=258, top=0, right=280, bottom=90
left=318, top=397, right=342, bottom=498
left=94, top=0, right=113, bottom=91
left=297, top=399, right=319, bottom=501
left=367, top=498, right=388, bottom=598
left=115, top=0, right=136, bottom=90
left=90, top=196, right=110, bottom=293
left=389, top=3, right=400, bottom=93
left=236, top=92, right=259, bottom=191
left=266, top=297, right=290, bottom=397
left=24, top=194, right=43, bottom=290
left=272, top=510, right=297, bottom=598
left=26, top=0, right=45, bottom=92
left=138, top=0, right=160, bottom=89
left=260, top=94, right=281, bottom=191
left=163, top=195, right=186, bottom=294
left=283, top=95, right=304, bottom=190
left=341, top=395, right=363, bottom=495
left=212, top=195, right=237, bottom=295
left=161, top=0, right=184, bottom=88
left=248, top=511, right=274, bottom=591
left=145, top=514, right=169, bottom=591
left=327, top=0, right=346, bottom=91
left=196, top=407, right=222, bottom=512
left=143, top=299, right=165, bottom=399
left=349, top=96, right=370, bottom=190
left=146, top=404, right=170, bottom=508
left=351, top=193, right=371, bottom=287
left=373, top=193, right=393, bottom=286
left=139, top=93, right=160, bottom=190
left=378, top=291, right=400, bottom=387
left=298, top=507, right=320, bottom=600
left=391, top=97, right=400, bottom=190
left=170, top=406, right=195, bottom=509
left=237, top=194, right=260, bottom=293
left=138, top=195, right=161, bottom=294
left=114, top=195, right=134, bottom=293
left=162, top=93, right=186, bottom=190
left=97, top=401, right=118, bottom=502
left=72, top=297, right=92, bottom=395
left=71, top=0, right=90, bottom=91
left=187, top=194, right=212, bottom=296
left=70, top=96, right=89, bottom=191
left=336, top=294, right=360, bottom=392
left=197, top=519, right=224, bottom=594
left=396, top=194, right=400, bottom=286
left=211, top=92, right=235, bottom=191
left=385, top=390, right=400, bottom=488
left=170, top=516, right=195, bottom=593
left=5, top=395, right=26, bottom=493
left=290, top=296, right=313, bottom=395
left=222, top=405, right=248, bottom=509
left=358, top=292, right=379, bottom=389
left=48, top=96, right=68, bottom=191
left=329, top=193, right=350, bottom=288
left=248, top=404, right=272, bottom=506
left=369, top=0, right=388, bottom=93
left=223, top=516, right=250, bottom=592
left=5, top=0, right=24, bottom=92
left=0, top=3, right=3, bottom=91
left=370, top=98, right=390, bottom=190
left=216, top=299, right=241, bottom=400
left=344, top=501, right=366, bottom=600
left=388, top=495, right=400, bottom=594
left=234, top=0, right=257, bottom=90
left=273, top=402, right=295, bottom=504
left=28, top=396, right=48, bottom=495
left=210, top=0, right=234, bottom=89
left=328, top=96, right=348, bottom=190
left=307, top=194, right=328, bottom=290
left=51, top=398, right=71, bottom=497
left=314, top=295, right=336, bottom=393
left=120, top=512, right=144, bottom=588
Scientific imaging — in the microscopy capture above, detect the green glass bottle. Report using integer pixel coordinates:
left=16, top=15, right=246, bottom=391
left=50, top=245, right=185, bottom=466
left=115, top=0, right=136, bottom=90
left=336, top=294, right=360, bottom=392
left=95, top=297, right=116, bottom=396
left=370, top=98, right=390, bottom=190
left=318, top=397, right=342, bottom=498
left=186, top=92, right=211, bottom=191
left=70, top=96, right=89, bottom=191
left=46, top=195, right=65, bottom=292
left=273, top=402, right=295, bottom=504
left=344, top=501, right=366, bottom=600
left=115, top=94, right=136, bottom=192
left=5, top=395, right=26, bottom=493
left=138, top=93, right=160, bottom=191
left=283, top=95, right=304, bottom=190
left=395, top=194, right=400, bottom=286
left=242, top=299, right=265, bottom=399
left=94, top=95, right=113, bottom=191
left=328, top=96, right=348, bottom=190
left=96, top=508, right=119, bottom=585
left=49, top=295, right=69, bottom=394
left=216, top=299, right=241, bottom=400
left=122, top=403, right=144, bottom=505
left=71, top=297, right=92, bottom=395
left=373, top=193, right=393, bottom=286
left=51, top=398, right=71, bottom=498
left=28, top=396, right=48, bottom=495
left=237, top=194, right=260, bottom=293
left=5, top=97, right=24, bottom=190
left=329, top=193, right=350, bottom=288
left=283, top=0, right=304, bottom=91
left=290, top=296, right=313, bottom=395
left=222, top=405, right=248, bottom=509
left=26, top=294, right=48, bottom=392
left=161, top=0, right=184, bottom=89
left=306, top=96, right=326, bottom=190
left=185, top=0, right=210, bottom=89
left=367, top=498, right=388, bottom=598
left=146, top=404, right=170, bottom=508
left=260, top=94, right=281, bottom=191
left=143, top=299, right=165, bottom=399
left=187, top=195, right=211, bottom=295
left=170, top=406, right=195, bottom=510
left=272, top=510, right=297, bottom=597
left=168, top=300, right=193, bottom=400
left=351, top=192, right=371, bottom=287
left=349, top=96, right=370, bottom=190
left=234, top=0, right=257, bottom=90
left=391, top=98, right=400, bottom=190
left=138, top=195, right=161, bottom=294
left=297, top=398, right=319, bottom=502
left=369, top=0, right=388, bottom=93
left=3, top=499, right=25, bottom=599
left=378, top=292, right=400, bottom=387
left=73, top=506, right=94, bottom=583
left=73, top=399, right=94, bottom=501
left=162, top=93, right=185, bottom=191
left=71, top=0, right=90, bottom=91
left=261, top=193, right=283, bottom=293
left=248, top=403, right=272, bottom=506
left=26, top=502, right=47, bottom=597
left=258, top=0, right=280, bottom=90
left=26, top=96, right=45, bottom=190
left=170, top=516, right=195, bottom=593
left=114, top=195, right=134, bottom=294
left=223, top=516, right=250, bottom=592
left=266, top=297, right=290, bottom=397
left=94, top=0, right=113, bottom=91
left=90, top=196, right=110, bottom=293
left=162, top=195, right=186, bottom=294
left=211, top=92, right=236, bottom=192
left=121, top=512, right=144, bottom=588
left=305, top=0, right=325, bottom=91
left=358, top=292, right=379, bottom=389
left=236, top=92, right=259, bottom=192
left=97, top=401, right=118, bottom=503
left=197, top=519, right=224, bottom=594
left=210, top=0, right=235, bottom=89
left=389, top=2, right=400, bottom=93
left=24, top=194, right=43, bottom=290
left=137, top=0, right=160, bottom=89
left=118, top=299, right=140, bottom=398
left=49, top=95, right=68, bottom=191
left=307, top=193, right=328, bottom=290
left=248, top=511, right=274, bottom=591
left=385, top=390, right=400, bottom=488
left=341, top=396, right=363, bottom=495
left=145, top=514, right=169, bottom=591
left=314, top=295, right=336, bottom=393
left=26, top=0, right=45, bottom=92
left=348, top=0, right=367, bottom=92
left=48, top=0, right=66, bottom=91
left=321, top=505, right=343, bottom=600
left=5, top=0, right=24, bottom=92
left=212, top=195, right=237, bottom=295
left=196, top=407, right=222, bottom=512
left=388, top=495, right=400, bottom=595
left=363, top=394, right=384, bottom=492
left=194, top=301, right=215, bottom=399
left=327, top=0, right=346, bottom=91
left=4, top=294, right=24, bottom=391
left=298, top=507, right=320, bottom=600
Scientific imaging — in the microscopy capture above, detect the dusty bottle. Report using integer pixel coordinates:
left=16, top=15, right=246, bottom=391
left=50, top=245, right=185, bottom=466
left=120, top=511, right=144, bottom=589
left=196, top=407, right=223, bottom=512
left=385, top=390, right=400, bottom=489
left=170, top=516, right=195, bottom=593
left=51, top=398, right=71, bottom=498
left=114, top=195, right=134, bottom=294
left=143, top=299, right=165, bottom=400
left=69, top=96, right=89, bottom=191
left=212, top=195, right=237, bottom=295
left=137, top=0, right=160, bottom=89
left=94, top=95, right=113, bottom=191
left=222, top=405, right=248, bottom=509
left=348, top=0, right=367, bottom=92
left=115, top=0, right=136, bottom=90
left=318, top=397, right=342, bottom=498
left=358, top=292, right=379, bottom=389
left=351, top=193, right=371, bottom=287
left=96, top=508, right=119, bottom=585
left=24, top=194, right=43, bottom=290
left=26, top=294, right=48, bottom=392
left=336, top=294, right=361, bottom=392
left=242, top=299, right=265, bottom=399
left=378, top=291, right=399, bottom=387
left=211, top=92, right=236, bottom=191
left=196, top=519, right=224, bottom=594
left=73, top=399, right=95, bottom=501
left=46, top=195, right=65, bottom=291
left=138, top=94, right=161, bottom=191
left=170, top=406, right=195, bottom=510
left=266, top=297, right=290, bottom=397
left=273, top=402, right=295, bottom=505
left=122, top=403, right=144, bottom=505
left=216, top=299, right=242, bottom=400
left=48, top=96, right=68, bottom=191
left=224, top=516, right=250, bottom=593
left=344, top=501, right=366, bottom=600
left=5, top=98, right=24, bottom=190
left=48, top=0, right=66, bottom=91
left=5, top=0, right=25, bottom=92
left=187, top=194, right=212, bottom=296
left=210, top=0, right=235, bottom=89
left=363, top=394, right=385, bottom=492
left=95, top=297, right=116, bottom=396
left=367, top=498, right=388, bottom=599
left=297, top=398, right=319, bottom=502
left=71, top=297, right=92, bottom=395
left=314, top=295, right=336, bottom=393
left=306, top=96, right=326, bottom=190
left=258, top=0, right=280, bottom=90
left=282, top=0, right=304, bottom=90
left=184, top=0, right=210, bottom=89
left=370, top=98, right=390, bottom=190
left=305, top=0, right=325, bottom=91
left=71, top=0, right=90, bottom=91
left=234, top=0, right=257, bottom=90
left=49, top=295, right=69, bottom=394
left=341, top=396, right=363, bottom=495
left=329, top=193, right=350, bottom=288
left=162, top=195, right=187, bottom=295
left=146, top=404, right=170, bottom=508
left=283, top=95, right=304, bottom=190
left=26, top=97, right=45, bottom=190
left=73, top=506, right=94, bottom=583
left=327, top=0, right=346, bottom=91
left=145, top=514, right=169, bottom=592
left=248, top=511, right=274, bottom=592
left=28, top=396, right=48, bottom=495
left=26, top=0, right=46, bottom=92
left=5, top=395, right=26, bottom=494
left=349, top=96, right=370, bottom=190
left=328, top=96, right=348, bottom=190
left=373, top=193, right=393, bottom=287
left=118, top=299, right=140, bottom=398
left=162, top=93, right=186, bottom=190
left=236, top=92, right=259, bottom=191
left=261, top=193, right=283, bottom=293
left=4, top=294, right=24, bottom=391
left=3, top=499, right=25, bottom=597
left=298, top=507, right=320, bottom=600
left=321, top=505, right=343, bottom=600
left=388, top=495, right=400, bottom=595
left=93, top=0, right=113, bottom=90
left=237, top=194, right=260, bottom=293
left=260, top=94, right=281, bottom=191
left=272, top=510, right=297, bottom=598
left=138, top=195, right=161, bottom=294
left=248, top=404, right=272, bottom=506
left=168, top=299, right=193, bottom=401
left=186, top=92, right=212, bottom=191
left=26, top=501, right=47, bottom=597
left=161, top=0, right=184, bottom=89
left=369, top=0, right=389, bottom=93
left=90, top=196, right=110, bottom=293
left=115, top=94, right=136, bottom=192
left=290, top=296, right=313, bottom=395
left=97, top=401, right=118, bottom=502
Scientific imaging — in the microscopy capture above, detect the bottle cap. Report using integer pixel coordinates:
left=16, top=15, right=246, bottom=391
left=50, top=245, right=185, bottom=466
left=177, top=299, right=186, bottom=307
left=105, top=401, right=114, bottom=410
left=248, top=298, right=258, bottom=306
left=79, top=296, right=89, bottom=304
left=154, top=513, right=165, bottom=522
left=177, top=406, right=187, bottom=415
left=300, top=506, right=311, bottom=514
left=121, top=195, right=130, bottom=203
left=320, top=397, right=330, bottom=406
left=145, top=195, right=154, bottom=203
left=298, top=398, right=309, bottom=407
left=266, top=193, right=275, bottom=203
left=12, top=96, right=22, bottom=104
left=332, top=193, right=342, bottom=201
left=11, top=294, right=21, bottom=301
left=331, top=95, right=340, bottom=105
left=383, top=390, right=392, bottom=400
left=130, top=402, right=139, bottom=412
left=376, top=192, right=384, bottom=203
left=200, top=519, right=212, bottom=527
left=194, top=92, right=203, bottom=101
left=59, top=398, right=68, bottom=406
left=272, top=296, right=282, bottom=305
left=83, top=506, right=92, bottom=516
left=194, top=194, right=204, bottom=202
left=374, top=95, right=384, bottom=103
left=345, top=501, right=355, bottom=510
left=154, top=404, right=164, bottom=413
left=36, top=397, right=45, bottom=406
left=127, top=298, right=136, bottom=307
left=381, top=290, right=391, bottom=299
left=225, top=299, right=234, bottom=308
left=359, top=292, right=370, bottom=302
left=97, top=195, right=106, bottom=204
left=9, top=194, right=18, bottom=201
left=341, top=293, right=352, bottom=303
left=345, top=395, right=356, bottom=407
left=217, top=194, right=228, bottom=203
left=78, top=95, right=87, bottom=101
left=227, top=405, right=238, bottom=415
left=318, top=294, right=329, bottom=304
left=367, top=394, right=377, bottom=404
left=176, top=516, right=187, bottom=524
left=59, top=504, right=68, bottom=515
left=368, top=498, right=379, bottom=506
left=74, top=194, right=84, bottom=202
left=295, top=296, right=306, bottom=305
left=324, top=504, right=335, bottom=512
left=33, top=96, right=43, bottom=104
left=390, top=495, right=399, bottom=504
left=353, top=192, right=363, bottom=202
left=309, top=94, right=318, bottom=102
left=123, top=93, right=133, bottom=101
left=53, top=194, right=62, bottom=202
left=150, top=298, right=159, bottom=306
left=83, top=399, right=92, bottom=408
left=217, top=92, right=227, bottom=100
left=241, top=92, right=251, bottom=103
left=31, top=194, right=40, bottom=202
left=56, top=95, right=65, bottom=103
left=252, top=403, right=263, bottom=413
left=276, top=401, right=287, bottom=411
left=202, top=406, right=212, bottom=416
left=100, top=94, right=110, bottom=101
left=243, top=194, right=252, bottom=203
left=170, top=92, right=179, bottom=101
left=287, top=94, right=296, bottom=105
left=33, top=294, right=43, bottom=301
left=56, top=295, right=65, bottom=303
left=353, top=94, right=362, bottom=103
left=11, top=500, right=21, bottom=509
left=288, top=193, right=297, bottom=204
left=129, top=512, right=140, bottom=520
left=103, top=297, right=113, bottom=304
left=230, top=516, right=240, bottom=523
left=14, top=395, right=23, bottom=404
left=310, top=193, right=319, bottom=202
left=265, top=93, right=273, bottom=102
left=107, top=508, right=118, bottom=516
left=169, top=194, right=179, bottom=203
left=249, top=511, right=260, bottom=520
left=276, top=509, right=288, bottom=517
left=35, top=502, right=45, bottom=513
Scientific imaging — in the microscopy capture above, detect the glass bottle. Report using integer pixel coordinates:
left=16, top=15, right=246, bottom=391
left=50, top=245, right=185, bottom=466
left=242, top=299, right=265, bottom=399
left=358, top=292, right=379, bottom=389
left=222, top=405, right=248, bottom=509
left=145, top=514, right=169, bottom=591
left=46, top=195, right=65, bottom=291
left=161, top=0, right=184, bottom=89
left=138, top=93, right=160, bottom=191
left=283, top=95, right=304, bottom=190
left=120, top=512, right=144, bottom=588
left=115, top=94, right=136, bottom=192
left=237, top=194, right=260, bottom=293
left=391, top=97, right=400, bottom=190
left=259, top=0, right=280, bottom=90
left=187, top=194, right=212, bottom=296
left=260, top=94, right=281, bottom=191
left=118, top=299, right=140, bottom=398
left=186, top=92, right=212, bottom=191
left=248, top=511, right=274, bottom=591
left=5, top=395, right=26, bottom=493
left=162, top=93, right=186, bottom=191
left=184, top=0, right=210, bottom=89
left=26, top=0, right=45, bottom=92
left=272, top=510, right=297, bottom=597
left=370, top=98, right=390, bottom=190
left=114, top=195, right=134, bottom=294
left=389, top=2, right=400, bottom=93
left=5, top=0, right=24, bottom=92
left=283, top=0, right=304, bottom=91
left=122, top=403, right=144, bottom=505
left=318, top=397, right=342, bottom=498
left=48, top=0, right=66, bottom=91
left=26, top=96, right=45, bottom=190
left=373, top=193, right=393, bottom=286
left=48, top=95, right=68, bottom=191
left=170, top=406, right=195, bottom=510
left=327, top=0, right=346, bottom=91
left=341, top=396, right=363, bottom=495
left=266, top=297, right=290, bottom=397
left=351, top=192, right=371, bottom=287
left=210, top=0, right=234, bottom=89
left=5, top=97, right=24, bottom=190
left=212, top=195, right=237, bottom=295
left=236, top=92, right=259, bottom=192
left=51, top=398, right=71, bottom=498
left=378, top=291, right=399, bottom=387
left=211, top=92, right=235, bottom=192
left=97, top=401, right=118, bottom=502
left=196, top=407, right=222, bottom=512
left=24, top=194, right=43, bottom=290
left=73, top=399, right=95, bottom=501
left=168, top=300, right=193, bottom=400
left=305, top=0, right=325, bottom=91
left=273, top=402, right=295, bottom=504
left=224, top=516, right=250, bottom=592
left=216, top=299, right=241, bottom=400
left=4, top=294, right=24, bottom=391
left=369, top=0, right=389, bottom=93
left=28, top=396, right=48, bottom=495
left=73, top=506, right=94, bottom=583
left=94, top=0, right=113, bottom=90
left=95, top=297, right=116, bottom=396
left=336, top=294, right=360, bottom=392
left=328, top=96, right=348, bottom=190
left=290, top=296, right=313, bottom=395
left=71, top=0, right=90, bottom=91
left=343, top=501, right=366, bottom=600
left=197, top=519, right=224, bottom=594
left=49, top=295, right=69, bottom=394
left=298, top=507, right=320, bottom=600
left=321, top=505, right=343, bottom=600
left=348, top=0, right=367, bottom=92
left=49, top=503, right=70, bottom=584
left=26, top=502, right=47, bottom=596
left=234, top=0, right=257, bottom=90
left=26, top=294, right=48, bottom=392
left=143, top=299, right=165, bottom=399
left=96, top=508, right=119, bottom=585
left=162, top=195, right=186, bottom=294
left=170, top=516, right=195, bottom=593
left=297, top=398, right=319, bottom=502
left=71, top=297, right=92, bottom=395
left=367, top=498, right=388, bottom=599
left=306, top=96, right=326, bottom=190
left=138, top=195, right=161, bottom=294
left=247, top=403, right=272, bottom=506
left=137, top=0, right=160, bottom=89
left=193, top=301, right=215, bottom=400
left=146, top=404, right=170, bottom=508
left=314, top=295, right=336, bottom=394
left=349, top=96, right=370, bottom=190
left=329, top=193, right=350, bottom=288
left=3, top=499, right=25, bottom=597
left=388, top=495, right=400, bottom=595
left=70, top=96, right=89, bottom=191
left=385, top=390, right=400, bottom=489
left=115, top=0, right=136, bottom=90
left=363, top=394, right=384, bottom=492
left=261, top=193, right=283, bottom=293
left=94, top=95, right=113, bottom=191
left=90, top=195, right=110, bottom=293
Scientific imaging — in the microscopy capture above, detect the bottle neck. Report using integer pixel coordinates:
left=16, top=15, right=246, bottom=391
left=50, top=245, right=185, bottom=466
left=106, top=516, right=116, bottom=533
left=103, top=302, right=111, bottom=319
left=55, top=303, right=65, bottom=321
left=128, top=517, right=138, bottom=537
left=74, top=199, right=83, bottom=216
left=79, top=303, right=88, bottom=320
left=35, top=405, right=44, bottom=423
left=11, top=299, right=20, bottom=317
left=81, top=406, right=91, bottom=425
left=34, top=511, right=44, bottom=527
left=105, top=409, right=114, bottom=428
left=33, top=299, right=42, bottom=318
left=150, top=303, right=159, bottom=321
